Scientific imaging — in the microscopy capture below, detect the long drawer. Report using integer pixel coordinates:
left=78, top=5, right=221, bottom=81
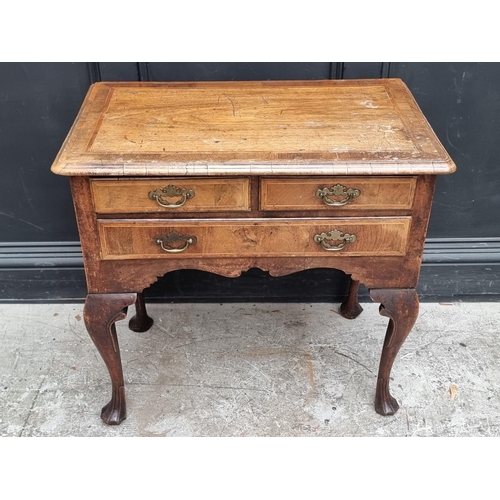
left=91, top=177, right=251, bottom=213
left=98, top=217, right=412, bottom=260
left=260, top=176, right=417, bottom=211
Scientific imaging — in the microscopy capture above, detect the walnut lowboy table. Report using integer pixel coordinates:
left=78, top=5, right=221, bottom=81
left=51, top=79, right=455, bottom=424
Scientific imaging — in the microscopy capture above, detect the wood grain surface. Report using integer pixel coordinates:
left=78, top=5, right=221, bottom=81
left=51, top=80, right=456, bottom=176
left=97, top=217, right=411, bottom=260
left=91, top=177, right=250, bottom=213
left=260, top=176, right=417, bottom=211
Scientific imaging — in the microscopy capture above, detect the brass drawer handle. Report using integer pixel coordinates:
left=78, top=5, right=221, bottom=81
left=153, top=232, right=197, bottom=253
left=315, top=183, right=360, bottom=206
left=314, top=229, right=357, bottom=252
left=148, top=185, right=195, bottom=208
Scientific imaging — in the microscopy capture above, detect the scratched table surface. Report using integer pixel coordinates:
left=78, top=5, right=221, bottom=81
left=51, top=79, right=455, bottom=177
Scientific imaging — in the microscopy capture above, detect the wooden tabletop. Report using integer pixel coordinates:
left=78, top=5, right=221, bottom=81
left=51, top=79, right=456, bottom=177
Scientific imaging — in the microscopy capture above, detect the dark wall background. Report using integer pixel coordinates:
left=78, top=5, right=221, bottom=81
left=1, top=62, right=499, bottom=302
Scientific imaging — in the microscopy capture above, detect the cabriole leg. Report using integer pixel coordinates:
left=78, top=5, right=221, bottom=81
left=83, top=293, right=136, bottom=425
left=129, top=292, right=154, bottom=332
left=369, top=288, right=419, bottom=416
left=340, top=278, right=363, bottom=319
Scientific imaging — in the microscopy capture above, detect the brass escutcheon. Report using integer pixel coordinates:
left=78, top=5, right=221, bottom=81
left=153, top=232, right=197, bottom=253
left=313, top=229, right=357, bottom=252
left=148, top=185, right=195, bottom=208
left=315, top=183, right=360, bottom=206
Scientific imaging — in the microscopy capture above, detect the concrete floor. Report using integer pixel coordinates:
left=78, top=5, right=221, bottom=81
left=1, top=301, right=499, bottom=437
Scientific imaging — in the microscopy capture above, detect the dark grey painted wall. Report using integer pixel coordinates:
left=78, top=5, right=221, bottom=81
left=1, top=62, right=499, bottom=302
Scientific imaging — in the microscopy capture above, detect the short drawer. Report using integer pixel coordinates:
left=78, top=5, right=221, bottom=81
left=98, top=217, right=411, bottom=260
left=91, top=178, right=250, bottom=214
left=260, top=177, right=417, bottom=211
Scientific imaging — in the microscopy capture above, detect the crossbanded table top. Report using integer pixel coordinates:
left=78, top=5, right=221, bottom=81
left=51, top=79, right=456, bottom=177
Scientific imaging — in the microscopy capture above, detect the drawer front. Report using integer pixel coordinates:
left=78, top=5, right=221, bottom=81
left=260, top=177, right=417, bottom=211
left=91, top=178, right=250, bottom=213
left=98, top=217, right=411, bottom=260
